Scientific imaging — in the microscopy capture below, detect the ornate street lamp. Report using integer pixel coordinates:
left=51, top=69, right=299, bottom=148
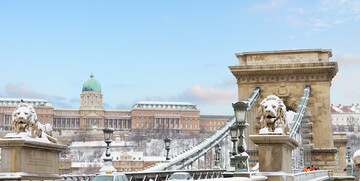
left=164, top=138, right=172, bottom=160
left=99, top=128, right=116, bottom=174
left=214, top=144, right=221, bottom=169
left=232, top=101, right=250, bottom=173
left=232, top=101, right=248, bottom=124
left=230, top=125, right=238, bottom=156
left=298, top=148, right=304, bottom=169
left=103, top=128, right=114, bottom=157
left=346, top=146, right=353, bottom=176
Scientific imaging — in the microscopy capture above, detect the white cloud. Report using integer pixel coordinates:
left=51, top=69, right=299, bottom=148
left=178, top=86, right=237, bottom=104
left=332, top=70, right=360, bottom=104
left=333, top=54, right=360, bottom=67
left=3, top=83, right=73, bottom=108
left=142, top=85, right=237, bottom=105
left=314, top=22, right=331, bottom=28
left=286, top=15, right=302, bottom=27
left=250, top=0, right=288, bottom=12
left=252, top=0, right=360, bottom=33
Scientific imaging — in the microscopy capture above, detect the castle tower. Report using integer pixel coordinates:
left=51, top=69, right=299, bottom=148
left=80, top=74, right=104, bottom=110
left=79, top=74, right=105, bottom=129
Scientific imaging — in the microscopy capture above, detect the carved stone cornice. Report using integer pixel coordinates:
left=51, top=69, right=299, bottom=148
left=229, top=62, right=337, bottom=76
left=229, top=62, right=338, bottom=84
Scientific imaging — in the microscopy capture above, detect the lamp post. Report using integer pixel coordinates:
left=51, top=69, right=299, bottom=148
left=299, top=148, right=304, bottom=169
left=232, top=101, right=250, bottom=173
left=214, top=144, right=221, bottom=169
left=99, top=128, right=117, bottom=174
left=164, top=138, right=172, bottom=160
left=346, top=146, right=353, bottom=176
left=230, top=126, right=238, bottom=156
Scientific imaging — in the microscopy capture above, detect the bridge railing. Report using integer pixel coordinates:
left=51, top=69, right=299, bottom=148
left=147, top=87, right=261, bottom=171
left=61, top=169, right=226, bottom=181
left=62, top=175, right=96, bottom=181
left=293, top=170, right=329, bottom=181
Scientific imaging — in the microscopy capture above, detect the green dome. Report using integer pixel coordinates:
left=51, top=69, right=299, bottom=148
left=82, top=74, right=102, bottom=92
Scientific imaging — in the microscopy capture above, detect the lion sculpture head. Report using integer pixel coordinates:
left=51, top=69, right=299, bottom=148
left=258, top=95, right=289, bottom=134
left=11, top=101, right=57, bottom=143
left=11, top=102, right=37, bottom=134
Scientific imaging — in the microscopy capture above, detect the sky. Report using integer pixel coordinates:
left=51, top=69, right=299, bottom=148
left=0, top=0, right=359, bottom=115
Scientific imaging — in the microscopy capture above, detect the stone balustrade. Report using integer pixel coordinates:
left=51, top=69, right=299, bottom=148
left=294, top=170, right=329, bottom=181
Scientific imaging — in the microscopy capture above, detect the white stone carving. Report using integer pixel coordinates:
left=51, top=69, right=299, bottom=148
left=7, top=101, right=57, bottom=143
left=258, top=95, right=290, bottom=134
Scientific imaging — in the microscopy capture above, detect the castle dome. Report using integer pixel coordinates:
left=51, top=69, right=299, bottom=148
left=82, top=74, right=102, bottom=92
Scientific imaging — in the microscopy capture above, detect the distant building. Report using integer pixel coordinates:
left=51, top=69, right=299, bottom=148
left=0, top=74, right=230, bottom=133
left=131, top=102, right=200, bottom=133
left=331, top=104, right=360, bottom=164
left=0, top=98, right=53, bottom=131
left=112, top=152, right=165, bottom=172
left=331, top=104, right=360, bottom=133
left=200, top=115, right=233, bottom=133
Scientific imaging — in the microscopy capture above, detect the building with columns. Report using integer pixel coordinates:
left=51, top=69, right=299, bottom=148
left=0, top=74, right=229, bottom=133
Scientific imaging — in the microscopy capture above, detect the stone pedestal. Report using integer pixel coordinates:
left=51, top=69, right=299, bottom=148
left=311, top=148, right=338, bottom=170
left=0, top=138, right=66, bottom=180
left=250, top=134, right=298, bottom=181
left=333, top=133, right=349, bottom=171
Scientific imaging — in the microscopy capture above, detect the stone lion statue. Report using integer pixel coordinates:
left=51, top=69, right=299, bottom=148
left=258, top=95, right=290, bottom=134
left=11, top=101, right=57, bottom=143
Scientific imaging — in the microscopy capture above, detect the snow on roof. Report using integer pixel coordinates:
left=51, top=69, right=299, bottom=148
left=331, top=104, right=360, bottom=114
left=132, top=101, right=197, bottom=110
left=137, top=101, right=195, bottom=105
left=0, top=98, right=53, bottom=107
left=71, top=162, right=102, bottom=168
left=143, top=156, right=166, bottom=162
left=70, top=140, right=136, bottom=148
left=112, top=151, right=143, bottom=160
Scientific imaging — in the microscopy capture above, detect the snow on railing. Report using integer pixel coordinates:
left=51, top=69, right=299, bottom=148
left=146, top=87, right=261, bottom=171
left=294, top=170, right=329, bottom=181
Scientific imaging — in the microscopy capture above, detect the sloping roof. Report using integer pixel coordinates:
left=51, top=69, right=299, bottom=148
left=331, top=104, right=360, bottom=113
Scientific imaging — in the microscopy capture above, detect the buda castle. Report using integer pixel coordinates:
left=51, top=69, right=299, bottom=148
left=0, top=75, right=230, bottom=134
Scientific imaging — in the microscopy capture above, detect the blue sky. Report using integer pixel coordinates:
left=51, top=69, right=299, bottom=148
left=0, top=0, right=359, bottom=115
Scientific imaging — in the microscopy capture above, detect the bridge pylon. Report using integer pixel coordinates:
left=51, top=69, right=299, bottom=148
left=229, top=49, right=338, bottom=170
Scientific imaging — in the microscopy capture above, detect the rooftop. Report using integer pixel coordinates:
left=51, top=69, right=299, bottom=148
left=132, top=101, right=197, bottom=110
left=331, top=104, right=360, bottom=114
left=236, top=49, right=332, bottom=56
left=0, top=98, right=53, bottom=107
